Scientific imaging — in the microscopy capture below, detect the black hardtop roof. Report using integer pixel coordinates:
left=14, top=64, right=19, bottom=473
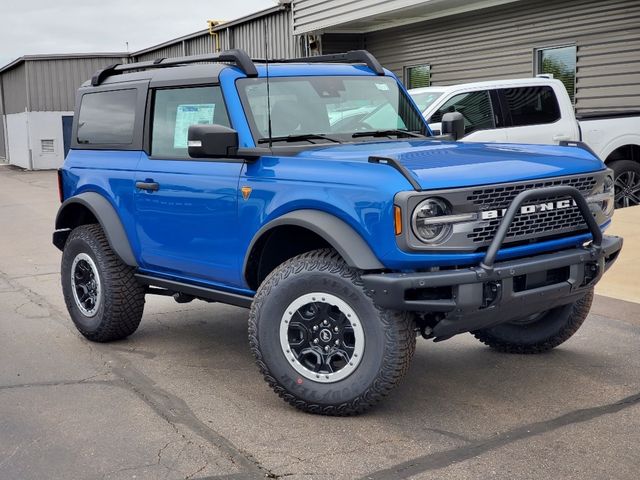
left=80, top=63, right=228, bottom=88
left=83, top=49, right=384, bottom=88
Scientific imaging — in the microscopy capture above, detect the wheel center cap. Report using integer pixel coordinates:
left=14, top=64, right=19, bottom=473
left=319, top=328, right=333, bottom=342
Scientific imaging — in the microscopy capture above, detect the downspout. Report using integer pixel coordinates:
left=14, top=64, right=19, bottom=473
left=0, top=74, right=9, bottom=163
left=24, top=60, right=34, bottom=170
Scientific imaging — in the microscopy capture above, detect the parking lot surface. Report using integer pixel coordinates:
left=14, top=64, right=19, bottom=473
left=1, top=166, right=639, bottom=480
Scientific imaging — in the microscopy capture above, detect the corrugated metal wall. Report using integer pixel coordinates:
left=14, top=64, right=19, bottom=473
left=133, top=43, right=185, bottom=62
left=231, top=8, right=296, bottom=58
left=26, top=57, right=126, bottom=111
left=1, top=63, right=27, bottom=114
left=131, top=8, right=296, bottom=62
left=364, top=0, right=640, bottom=114
left=186, top=34, right=218, bottom=56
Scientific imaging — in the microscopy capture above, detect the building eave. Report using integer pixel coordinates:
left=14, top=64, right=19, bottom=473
left=0, top=53, right=129, bottom=74
left=292, top=0, right=524, bottom=35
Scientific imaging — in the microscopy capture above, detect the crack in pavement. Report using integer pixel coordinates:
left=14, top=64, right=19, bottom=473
left=360, top=390, right=640, bottom=480
left=0, top=378, right=113, bottom=391
left=104, top=352, right=266, bottom=477
left=191, top=474, right=265, bottom=480
left=0, top=269, right=270, bottom=479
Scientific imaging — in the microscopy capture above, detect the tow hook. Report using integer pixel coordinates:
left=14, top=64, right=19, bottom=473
left=482, top=281, right=501, bottom=308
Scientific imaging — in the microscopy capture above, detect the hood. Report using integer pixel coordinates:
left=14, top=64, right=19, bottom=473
left=292, top=140, right=604, bottom=190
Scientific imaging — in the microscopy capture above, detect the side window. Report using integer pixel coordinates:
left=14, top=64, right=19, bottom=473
left=404, top=64, right=431, bottom=89
left=151, top=86, right=230, bottom=158
left=430, top=91, right=495, bottom=134
left=536, top=45, right=576, bottom=103
left=501, top=86, right=560, bottom=127
left=77, top=89, right=137, bottom=145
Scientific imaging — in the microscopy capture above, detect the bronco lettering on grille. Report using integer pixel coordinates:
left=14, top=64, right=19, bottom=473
left=480, top=199, right=576, bottom=220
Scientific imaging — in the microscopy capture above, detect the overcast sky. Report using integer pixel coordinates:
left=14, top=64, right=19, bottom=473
left=0, top=0, right=276, bottom=67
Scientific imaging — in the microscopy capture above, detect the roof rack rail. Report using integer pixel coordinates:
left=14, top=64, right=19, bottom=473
left=90, top=49, right=258, bottom=86
left=254, top=50, right=385, bottom=75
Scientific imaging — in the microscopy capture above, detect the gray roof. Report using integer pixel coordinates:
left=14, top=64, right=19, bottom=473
left=0, top=53, right=128, bottom=74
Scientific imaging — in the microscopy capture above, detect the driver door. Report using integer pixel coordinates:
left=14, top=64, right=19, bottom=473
left=133, top=84, right=244, bottom=286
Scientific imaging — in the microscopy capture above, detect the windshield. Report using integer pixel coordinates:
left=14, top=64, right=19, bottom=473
left=409, top=91, right=444, bottom=112
left=237, top=76, right=427, bottom=143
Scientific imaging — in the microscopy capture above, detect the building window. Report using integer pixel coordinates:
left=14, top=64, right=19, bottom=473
left=405, top=65, right=431, bottom=89
left=536, top=45, right=576, bottom=103
left=77, top=89, right=137, bottom=145
left=151, top=86, right=230, bottom=158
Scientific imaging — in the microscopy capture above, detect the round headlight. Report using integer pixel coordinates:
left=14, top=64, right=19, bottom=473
left=412, top=197, right=452, bottom=243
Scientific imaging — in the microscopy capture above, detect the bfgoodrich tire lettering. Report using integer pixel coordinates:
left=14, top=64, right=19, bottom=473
left=249, top=249, right=416, bottom=415
left=472, top=289, right=593, bottom=354
left=61, top=224, right=145, bottom=342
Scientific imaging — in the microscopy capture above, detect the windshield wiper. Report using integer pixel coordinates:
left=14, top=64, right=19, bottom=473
left=258, top=133, right=342, bottom=144
left=352, top=129, right=425, bottom=139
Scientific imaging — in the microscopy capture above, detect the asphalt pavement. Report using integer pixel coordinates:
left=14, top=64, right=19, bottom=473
left=0, top=165, right=639, bottom=480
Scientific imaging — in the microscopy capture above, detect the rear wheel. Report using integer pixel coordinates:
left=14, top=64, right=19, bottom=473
left=472, top=289, right=593, bottom=354
left=610, top=160, right=640, bottom=208
left=61, top=224, right=145, bottom=342
left=248, top=249, right=416, bottom=415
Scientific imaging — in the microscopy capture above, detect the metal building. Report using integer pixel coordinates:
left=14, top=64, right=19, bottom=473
left=0, top=53, right=127, bottom=169
left=2, top=0, right=637, bottom=169
left=131, top=2, right=297, bottom=62
left=0, top=2, right=297, bottom=169
left=292, top=0, right=640, bottom=115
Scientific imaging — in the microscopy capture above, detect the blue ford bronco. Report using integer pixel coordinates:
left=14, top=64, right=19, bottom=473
left=54, top=49, right=622, bottom=415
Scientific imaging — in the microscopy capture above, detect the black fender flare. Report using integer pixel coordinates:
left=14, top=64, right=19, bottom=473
left=54, top=192, right=138, bottom=267
left=243, top=209, right=384, bottom=278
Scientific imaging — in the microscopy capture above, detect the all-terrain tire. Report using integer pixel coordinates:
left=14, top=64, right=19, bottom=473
left=472, top=289, right=593, bottom=354
left=61, top=224, right=145, bottom=342
left=248, top=249, right=416, bottom=415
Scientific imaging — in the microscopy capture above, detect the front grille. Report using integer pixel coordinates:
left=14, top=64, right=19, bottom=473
left=466, top=175, right=597, bottom=244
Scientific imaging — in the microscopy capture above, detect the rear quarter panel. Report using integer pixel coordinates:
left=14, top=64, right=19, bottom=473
left=61, top=150, right=142, bottom=257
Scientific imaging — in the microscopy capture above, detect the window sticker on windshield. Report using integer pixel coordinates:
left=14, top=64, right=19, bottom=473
left=375, top=83, right=390, bottom=91
left=174, top=104, right=215, bottom=148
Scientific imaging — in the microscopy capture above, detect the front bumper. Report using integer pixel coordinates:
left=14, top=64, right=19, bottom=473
left=362, top=185, right=623, bottom=339
left=362, top=235, right=622, bottom=338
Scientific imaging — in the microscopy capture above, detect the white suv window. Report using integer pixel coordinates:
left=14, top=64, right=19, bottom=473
left=501, top=86, right=560, bottom=127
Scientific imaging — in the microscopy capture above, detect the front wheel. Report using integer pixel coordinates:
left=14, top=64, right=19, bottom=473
left=248, top=249, right=416, bottom=415
left=472, top=289, right=593, bottom=354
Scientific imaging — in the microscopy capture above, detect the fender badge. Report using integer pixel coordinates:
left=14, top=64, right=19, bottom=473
left=241, top=186, right=252, bottom=200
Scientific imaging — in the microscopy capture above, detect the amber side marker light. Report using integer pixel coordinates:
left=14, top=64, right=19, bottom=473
left=394, top=205, right=402, bottom=235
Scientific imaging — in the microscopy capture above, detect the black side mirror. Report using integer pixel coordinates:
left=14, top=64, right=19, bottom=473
left=188, top=124, right=238, bottom=158
left=441, top=112, right=465, bottom=141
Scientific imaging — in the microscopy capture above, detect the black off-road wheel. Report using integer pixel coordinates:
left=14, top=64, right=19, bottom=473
left=248, top=249, right=416, bottom=415
left=472, top=289, right=593, bottom=354
left=61, top=224, right=145, bottom=342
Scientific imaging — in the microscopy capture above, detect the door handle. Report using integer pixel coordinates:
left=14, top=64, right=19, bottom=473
left=136, top=181, right=159, bottom=192
left=552, top=134, right=572, bottom=142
